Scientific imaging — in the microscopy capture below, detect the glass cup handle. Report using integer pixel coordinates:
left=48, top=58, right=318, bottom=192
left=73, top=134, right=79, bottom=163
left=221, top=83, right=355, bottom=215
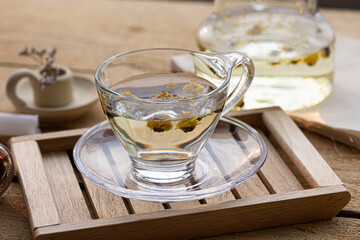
left=221, top=53, right=255, bottom=115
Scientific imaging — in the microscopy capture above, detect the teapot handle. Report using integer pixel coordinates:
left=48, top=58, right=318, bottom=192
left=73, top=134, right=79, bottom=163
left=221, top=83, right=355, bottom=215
left=6, top=69, right=37, bottom=109
left=221, top=54, right=255, bottom=115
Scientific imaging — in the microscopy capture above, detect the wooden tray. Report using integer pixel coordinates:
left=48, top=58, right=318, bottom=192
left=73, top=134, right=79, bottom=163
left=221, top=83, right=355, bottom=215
left=9, top=107, right=350, bottom=240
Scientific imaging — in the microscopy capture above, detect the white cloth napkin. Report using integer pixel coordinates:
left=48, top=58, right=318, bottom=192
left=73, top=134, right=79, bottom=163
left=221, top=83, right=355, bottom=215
left=0, top=112, right=40, bottom=136
left=292, top=34, right=360, bottom=132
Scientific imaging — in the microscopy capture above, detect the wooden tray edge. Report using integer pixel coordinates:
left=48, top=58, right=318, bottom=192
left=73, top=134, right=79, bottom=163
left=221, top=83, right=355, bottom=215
left=33, top=185, right=350, bottom=240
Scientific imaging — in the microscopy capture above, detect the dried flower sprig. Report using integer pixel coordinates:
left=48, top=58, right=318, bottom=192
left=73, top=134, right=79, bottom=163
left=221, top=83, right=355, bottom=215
left=18, top=46, right=59, bottom=89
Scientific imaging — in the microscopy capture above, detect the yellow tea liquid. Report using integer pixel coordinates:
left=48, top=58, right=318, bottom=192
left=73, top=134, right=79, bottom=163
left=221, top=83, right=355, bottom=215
left=99, top=73, right=224, bottom=164
left=198, top=10, right=334, bottom=111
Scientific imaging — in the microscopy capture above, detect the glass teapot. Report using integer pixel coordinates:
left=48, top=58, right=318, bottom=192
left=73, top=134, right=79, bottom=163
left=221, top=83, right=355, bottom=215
left=197, top=0, right=335, bottom=112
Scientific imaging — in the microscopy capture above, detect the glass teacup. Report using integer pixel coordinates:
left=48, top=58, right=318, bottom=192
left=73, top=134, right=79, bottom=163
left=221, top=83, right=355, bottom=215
left=95, top=48, right=254, bottom=184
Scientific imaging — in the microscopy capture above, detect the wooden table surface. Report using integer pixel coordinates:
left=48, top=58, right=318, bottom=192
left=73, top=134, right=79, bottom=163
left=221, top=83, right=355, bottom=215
left=0, top=0, right=359, bottom=239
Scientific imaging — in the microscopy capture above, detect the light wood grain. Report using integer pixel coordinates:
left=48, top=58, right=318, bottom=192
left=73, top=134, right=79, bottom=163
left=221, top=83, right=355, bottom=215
left=256, top=130, right=304, bottom=193
left=204, top=136, right=245, bottom=200
left=0, top=1, right=359, bottom=74
left=33, top=185, right=350, bottom=240
left=303, top=130, right=360, bottom=214
left=78, top=137, right=130, bottom=218
left=81, top=178, right=129, bottom=218
left=80, top=137, right=163, bottom=216
left=128, top=199, right=165, bottom=214
left=205, top=128, right=269, bottom=199
left=200, top=146, right=237, bottom=204
left=9, top=127, right=87, bottom=152
left=235, top=174, right=270, bottom=199
left=42, top=151, right=92, bottom=223
left=104, top=138, right=166, bottom=214
left=0, top=0, right=211, bottom=71
left=262, top=109, right=344, bottom=188
left=167, top=200, right=201, bottom=209
left=203, top=217, right=360, bottom=240
left=10, top=141, right=61, bottom=230
left=205, top=191, right=236, bottom=204
left=167, top=145, right=228, bottom=208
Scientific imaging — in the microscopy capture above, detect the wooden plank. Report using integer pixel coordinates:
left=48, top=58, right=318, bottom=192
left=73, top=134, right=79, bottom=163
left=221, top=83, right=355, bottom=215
left=165, top=144, right=230, bottom=208
left=42, top=151, right=92, bottom=223
left=128, top=199, right=164, bottom=214
left=200, top=147, right=236, bottom=204
left=235, top=174, right=270, bottom=199
left=10, top=128, right=87, bottom=152
left=231, top=217, right=360, bottom=239
left=168, top=139, right=238, bottom=207
left=220, top=118, right=271, bottom=198
left=83, top=136, right=164, bottom=215
left=262, top=109, right=344, bottom=187
left=168, top=201, right=201, bottom=209
left=256, top=130, right=304, bottom=193
left=205, top=128, right=269, bottom=199
left=10, top=141, right=60, bottom=230
left=303, top=130, right=360, bottom=214
left=227, top=107, right=276, bottom=128
left=33, top=185, right=350, bottom=240
left=81, top=178, right=129, bottom=218
left=79, top=138, right=130, bottom=218
left=108, top=139, right=165, bottom=214
left=166, top=149, right=208, bottom=209
left=205, top=191, right=236, bottom=204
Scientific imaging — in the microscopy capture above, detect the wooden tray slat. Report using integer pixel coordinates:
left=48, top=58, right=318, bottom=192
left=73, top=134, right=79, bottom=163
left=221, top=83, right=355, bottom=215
left=42, top=151, right=92, bottom=223
left=168, top=200, right=201, bottom=209
left=257, top=131, right=304, bottom=193
left=235, top=174, right=270, bottom=198
left=106, top=143, right=166, bottom=214
left=129, top=199, right=165, bottom=214
left=205, top=191, right=236, bottom=204
left=11, top=128, right=88, bottom=153
left=206, top=129, right=270, bottom=199
left=200, top=148, right=237, bottom=203
left=81, top=138, right=165, bottom=215
left=81, top=178, right=129, bottom=218
left=80, top=139, right=130, bottom=218
left=262, top=109, right=343, bottom=187
left=11, top=141, right=61, bottom=230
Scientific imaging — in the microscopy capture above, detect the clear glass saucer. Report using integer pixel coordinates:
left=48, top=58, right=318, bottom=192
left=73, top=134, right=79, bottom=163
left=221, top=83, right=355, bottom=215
left=73, top=116, right=267, bottom=202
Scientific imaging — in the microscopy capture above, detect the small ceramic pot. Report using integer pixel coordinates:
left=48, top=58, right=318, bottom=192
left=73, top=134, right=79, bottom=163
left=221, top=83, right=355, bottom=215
left=7, top=65, right=74, bottom=108
left=0, top=143, right=13, bottom=197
